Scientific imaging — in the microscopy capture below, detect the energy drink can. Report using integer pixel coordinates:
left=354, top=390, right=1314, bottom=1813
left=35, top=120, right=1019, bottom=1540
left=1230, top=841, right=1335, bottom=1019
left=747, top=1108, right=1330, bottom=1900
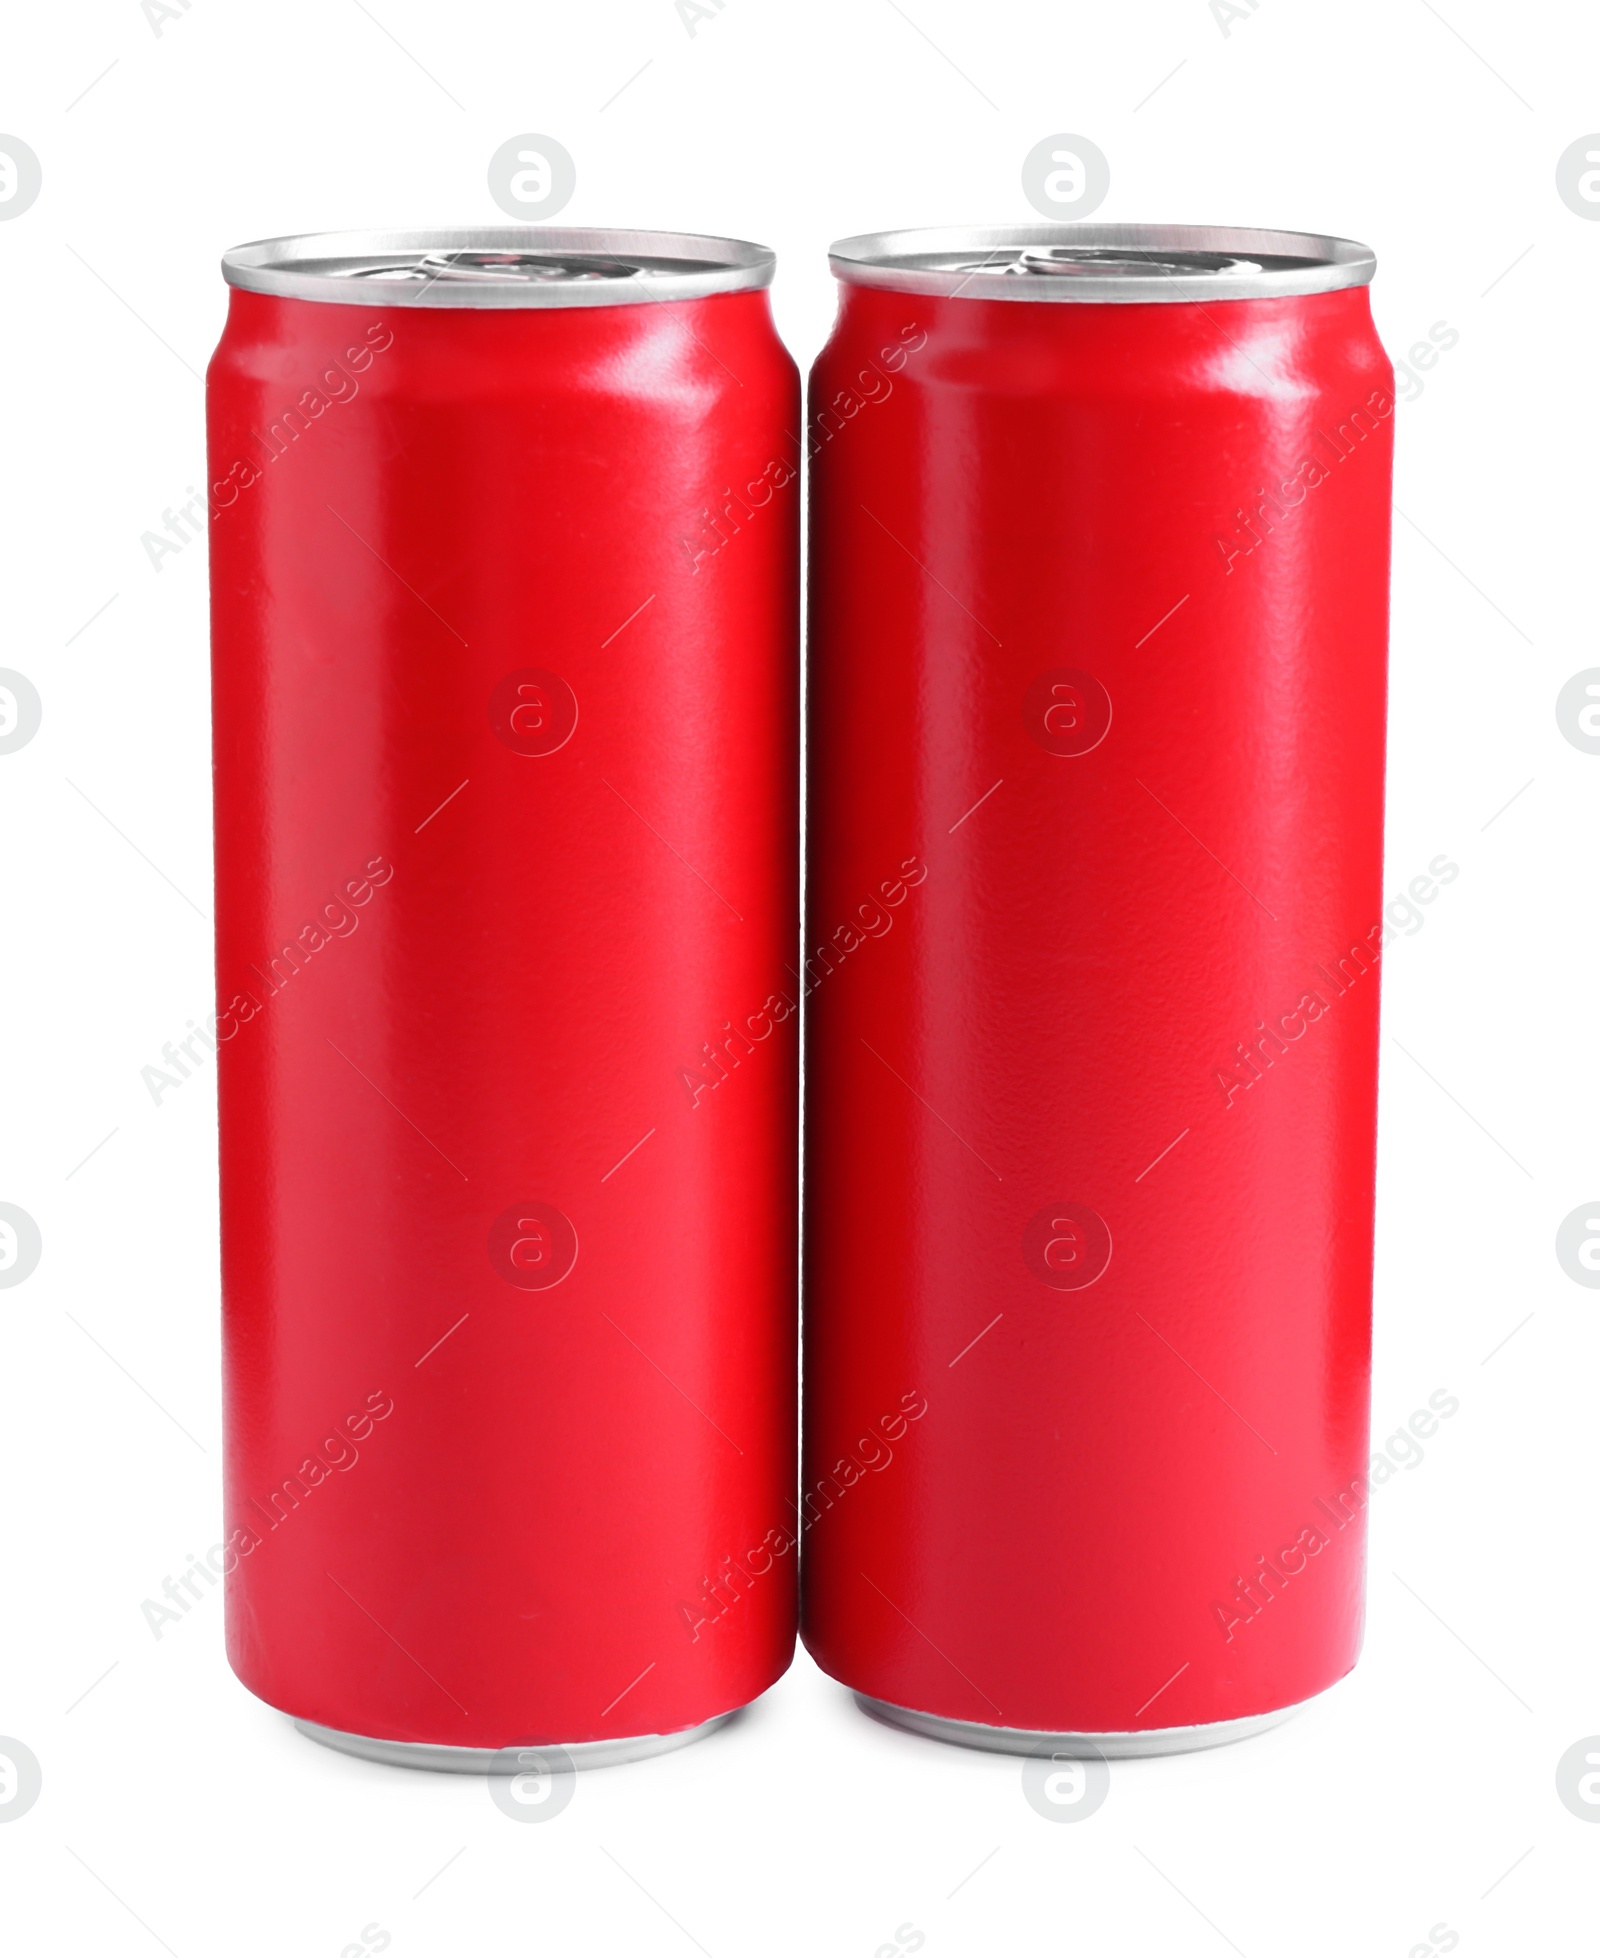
left=208, top=229, right=799, bottom=1766
left=803, top=225, right=1391, bottom=1754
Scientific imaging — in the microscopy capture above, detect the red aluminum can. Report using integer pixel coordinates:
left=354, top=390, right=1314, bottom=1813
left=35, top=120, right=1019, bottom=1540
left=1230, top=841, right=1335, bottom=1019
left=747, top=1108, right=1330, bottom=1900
left=207, top=229, right=799, bottom=1769
left=803, top=225, right=1392, bottom=1755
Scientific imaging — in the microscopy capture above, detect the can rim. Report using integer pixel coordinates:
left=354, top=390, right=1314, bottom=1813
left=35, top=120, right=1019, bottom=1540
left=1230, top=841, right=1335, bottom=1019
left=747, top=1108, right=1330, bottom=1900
left=828, top=224, right=1376, bottom=303
left=221, top=228, right=777, bottom=309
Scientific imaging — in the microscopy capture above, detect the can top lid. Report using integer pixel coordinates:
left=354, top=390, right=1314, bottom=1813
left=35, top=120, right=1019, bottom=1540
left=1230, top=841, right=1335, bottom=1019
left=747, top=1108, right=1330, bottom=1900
left=221, top=228, right=777, bottom=308
left=828, top=224, right=1376, bottom=303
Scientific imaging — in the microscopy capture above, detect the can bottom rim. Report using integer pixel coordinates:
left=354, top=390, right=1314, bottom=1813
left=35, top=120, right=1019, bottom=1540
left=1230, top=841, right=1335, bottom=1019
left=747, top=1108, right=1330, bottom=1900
left=854, top=1686, right=1331, bottom=1759
left=292, top=1710, right=736, bottom=1774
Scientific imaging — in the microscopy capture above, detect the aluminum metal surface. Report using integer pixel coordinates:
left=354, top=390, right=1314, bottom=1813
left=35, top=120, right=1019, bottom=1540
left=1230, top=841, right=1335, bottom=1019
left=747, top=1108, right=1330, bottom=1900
left=222, top=228, right=776, bottom=307
left=828, top=224, right=1376, bottom=302
left=294, top=1713, right=735, bottom=1773
left=855, top=1693, right=1320, bottom=1758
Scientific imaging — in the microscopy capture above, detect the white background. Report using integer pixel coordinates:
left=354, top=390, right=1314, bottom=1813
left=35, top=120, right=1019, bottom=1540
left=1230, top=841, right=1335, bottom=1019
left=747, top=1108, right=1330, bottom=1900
left=2, top=0, right=1597, bottom=1951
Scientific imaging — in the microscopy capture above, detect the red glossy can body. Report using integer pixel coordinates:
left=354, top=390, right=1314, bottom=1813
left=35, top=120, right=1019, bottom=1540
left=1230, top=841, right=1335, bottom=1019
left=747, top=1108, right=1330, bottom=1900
left=207, top=232, right=798, bottom=1753
left=803, top=228, right=1393, bottom=1740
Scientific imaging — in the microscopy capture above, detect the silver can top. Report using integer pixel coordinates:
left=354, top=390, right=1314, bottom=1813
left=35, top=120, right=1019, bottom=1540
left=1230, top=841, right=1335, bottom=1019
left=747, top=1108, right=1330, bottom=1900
left=222, top=228, right=776, bottom=309
left=829, top=224, right=1376, bottom=303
